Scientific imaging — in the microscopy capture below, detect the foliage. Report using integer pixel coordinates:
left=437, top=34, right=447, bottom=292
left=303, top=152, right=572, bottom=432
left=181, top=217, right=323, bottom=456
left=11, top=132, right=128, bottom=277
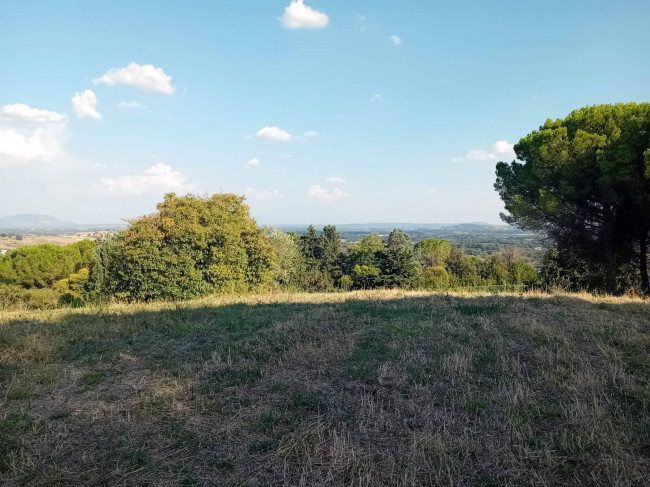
left=496, top=103, right=650, bottom=293
left=421, top=266, right=450, bottom=289
left=265, top=228, right=305, bottom=289
left=0, top=241, right=94, bottom=289
left=95, top=193, right=275, bottom=301
left=352, top=264, right=381, bottom=289
left=339, top=274, right=353, bottom=291
left=414, top=239, right=452, bottom=267
left=0, top=285, right=60, bottom=310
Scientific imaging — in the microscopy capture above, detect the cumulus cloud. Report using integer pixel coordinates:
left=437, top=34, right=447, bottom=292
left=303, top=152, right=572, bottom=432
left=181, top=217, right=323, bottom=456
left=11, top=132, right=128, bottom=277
left=493, top=140, right=515, bottom=154
left=280, top=0, right=329, bottom=29
left=453, top=140, right=516, bottom=162
left=0, top=125, right=66, bottom=165
left=256, top=126, right=292, bottom=142
left=0, top=103, right=68, bottom=165
left=117, top=100, right=146, bottom=109
left=0, top=104, right=67, bottom=124
left=326, top=176, right=347, bottom=184
left=308, top=184, right=347, bottom=201
left=98, top=163, right=192, bottom=196
left=93, top=62, right=175, bottom=94
left=389, top=35, right=402, bottom=46
left=247, top=157, right=260, bottom=167
left=72, top=90, right=102, bottom=120
left=246, top=187, right=282, bottom=202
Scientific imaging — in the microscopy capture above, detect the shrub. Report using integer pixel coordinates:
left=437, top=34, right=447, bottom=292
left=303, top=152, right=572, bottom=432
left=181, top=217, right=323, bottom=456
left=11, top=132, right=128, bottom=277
left=421, top=266, right=450, bottom=289
left=339, top=274, right=353, bottom=291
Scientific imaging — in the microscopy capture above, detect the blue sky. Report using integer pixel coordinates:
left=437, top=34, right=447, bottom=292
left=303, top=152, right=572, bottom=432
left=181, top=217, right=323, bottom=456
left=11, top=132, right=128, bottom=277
left=1, top=0, right=648, bottom=225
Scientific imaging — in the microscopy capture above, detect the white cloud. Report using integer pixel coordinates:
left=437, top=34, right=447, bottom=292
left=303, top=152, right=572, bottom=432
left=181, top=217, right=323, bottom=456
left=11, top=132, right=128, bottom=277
left=72, top=90, right=102, bottom=120
left=326, top=176, right=347, bottom=184
left=308, top=184, right=347, bottom=201
left=0, top=104, right=67, bottom=124
left=280, top=0, right=329, bottom=29
left=0, top=103, right=68, bottom=165
left=303, top=130, right=318, bottom=137
left=98, top=163, right=192, bottom=196
left=93, top=62, right=175, bottom=94
left=247, top=157, right=260, bottom=167
left=117, top=100, right=146, bottom=109
left=389, top=35, right=402, bottom=46
left=493, top=140, right=515, bottom=154
left=0, top=125, right=65, bottom=165
left=466, top=149, right=497, bottom=161
left=371, top=94, right=384, bottom=102
left=246, top=187, right=282, bottom=202
left=256, top=126, right=292, bottom=142
left=452, top=140, right=516, bottom=163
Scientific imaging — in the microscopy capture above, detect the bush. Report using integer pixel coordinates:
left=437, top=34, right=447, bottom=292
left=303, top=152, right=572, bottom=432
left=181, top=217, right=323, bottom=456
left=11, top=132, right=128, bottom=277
left=339, top=274, right=353, bottom=291
left=0, top=285, right=60, bottom=310
left=421, top=266, right=450, bottom=289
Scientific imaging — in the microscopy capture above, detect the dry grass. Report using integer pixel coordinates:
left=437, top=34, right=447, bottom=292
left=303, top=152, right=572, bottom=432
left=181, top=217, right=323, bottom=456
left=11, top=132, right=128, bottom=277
left=1, top=290, right=649, bottom=486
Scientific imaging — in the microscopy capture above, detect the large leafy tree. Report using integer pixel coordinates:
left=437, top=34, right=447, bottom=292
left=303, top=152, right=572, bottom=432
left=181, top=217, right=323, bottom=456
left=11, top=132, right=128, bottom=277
left=495, top=103, right=650, bottom=293
left=97, top=193, right=275, bottom=301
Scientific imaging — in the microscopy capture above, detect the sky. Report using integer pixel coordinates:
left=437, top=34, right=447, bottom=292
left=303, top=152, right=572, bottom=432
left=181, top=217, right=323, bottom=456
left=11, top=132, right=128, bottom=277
left=1, top=0, right=649, bottom=225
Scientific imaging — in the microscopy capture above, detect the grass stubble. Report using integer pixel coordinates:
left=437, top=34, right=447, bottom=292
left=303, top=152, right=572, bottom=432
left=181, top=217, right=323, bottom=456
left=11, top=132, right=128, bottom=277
left=0, top=290, right=649, bottom=485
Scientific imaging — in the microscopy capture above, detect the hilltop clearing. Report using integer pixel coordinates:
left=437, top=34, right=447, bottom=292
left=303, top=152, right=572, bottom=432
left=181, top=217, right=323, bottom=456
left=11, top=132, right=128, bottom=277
left=1, top=290, right=649, bottom=485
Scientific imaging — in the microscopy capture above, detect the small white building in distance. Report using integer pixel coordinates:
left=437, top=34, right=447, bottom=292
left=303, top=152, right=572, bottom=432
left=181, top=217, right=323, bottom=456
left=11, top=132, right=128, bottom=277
left=0, top=249, right=7, bottom=256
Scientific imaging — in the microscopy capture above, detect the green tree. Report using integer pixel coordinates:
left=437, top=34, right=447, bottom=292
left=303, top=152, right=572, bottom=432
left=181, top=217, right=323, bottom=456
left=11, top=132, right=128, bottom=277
left=352, top=264, right=381, bottom=289
left=0, top=243, right=93, bottom=289
left=495, top=103, right=650, bottom=293
left=343, top=233, right=386, bottom=289
left=97, top=193, right=275, bottom=301
left=383, top=229, right=418, bottom=288
left=265, top=228, right=305, bottom=289
left=321, top=225, right=342, bottom=281
left=415, top=239, right=452, bottom=268
left=298, top=225, right=332, bottom=291
left=446, top=248, right=480, bottom=285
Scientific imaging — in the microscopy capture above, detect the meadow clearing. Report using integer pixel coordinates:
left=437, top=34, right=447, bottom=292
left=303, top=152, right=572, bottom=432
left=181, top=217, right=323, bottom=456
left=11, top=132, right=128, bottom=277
left=1, top=290, right=649, bottom=486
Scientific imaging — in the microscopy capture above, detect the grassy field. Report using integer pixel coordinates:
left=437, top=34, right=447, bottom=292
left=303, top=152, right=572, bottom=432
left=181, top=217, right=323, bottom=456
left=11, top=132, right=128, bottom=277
left=1, top=290, right=649, bottom=486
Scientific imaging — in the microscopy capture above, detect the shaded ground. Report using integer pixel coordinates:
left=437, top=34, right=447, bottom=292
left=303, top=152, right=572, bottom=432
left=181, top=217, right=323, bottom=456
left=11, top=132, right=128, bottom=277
left=1, top=290, right=649, bottom=486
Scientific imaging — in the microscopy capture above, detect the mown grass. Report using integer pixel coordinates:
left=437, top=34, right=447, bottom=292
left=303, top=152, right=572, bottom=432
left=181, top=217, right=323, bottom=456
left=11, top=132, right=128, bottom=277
left=0, top=290, right=649, bottom=485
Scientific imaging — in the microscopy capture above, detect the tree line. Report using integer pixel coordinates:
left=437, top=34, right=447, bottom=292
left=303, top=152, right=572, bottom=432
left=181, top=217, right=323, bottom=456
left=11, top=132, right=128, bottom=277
left=4, top=103, right=647, bottom=306
left=0, top=193, right=537, bottom=309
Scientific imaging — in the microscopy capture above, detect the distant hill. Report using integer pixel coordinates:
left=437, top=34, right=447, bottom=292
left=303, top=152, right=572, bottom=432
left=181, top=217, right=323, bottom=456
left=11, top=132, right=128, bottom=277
left=0, top=214, right=125, bottom=233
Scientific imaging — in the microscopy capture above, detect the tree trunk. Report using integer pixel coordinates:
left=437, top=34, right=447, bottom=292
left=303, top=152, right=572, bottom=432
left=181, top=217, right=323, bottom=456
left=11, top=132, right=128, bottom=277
left=640, top=230, right=649, bottom=295
left=603, top=207, right=618, bottom=294
left=604, top=248, right=618, bottom=294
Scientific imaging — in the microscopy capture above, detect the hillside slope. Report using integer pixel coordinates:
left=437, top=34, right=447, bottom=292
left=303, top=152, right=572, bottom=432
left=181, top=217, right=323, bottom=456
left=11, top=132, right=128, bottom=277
left=1, top=291, right=649, bottom=485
